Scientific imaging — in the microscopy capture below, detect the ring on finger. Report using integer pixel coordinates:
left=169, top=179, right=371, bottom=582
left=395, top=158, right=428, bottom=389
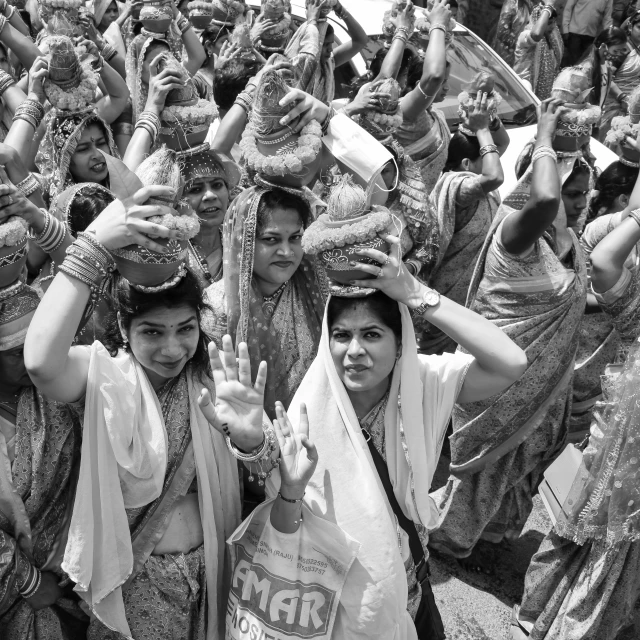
left=376, top=266, right=385, bottom=279
left=382, top=255, right=391, bottom=266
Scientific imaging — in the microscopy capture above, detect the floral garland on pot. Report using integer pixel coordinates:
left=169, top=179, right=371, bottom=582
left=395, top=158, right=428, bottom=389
left=44, top=0, right=83, bottom=9
left=362, top=110, right=404, bottom=133
left=239, top=120, right=323, bottom=177
left=559, top=104, right=601, bottom=126
left=161, top=100, right=219, bottom=127
left=148, top=207, right=201, bottom=238
left=0, top=217, right=29, bottom=248
left=605, top=115, right=640, bottom=146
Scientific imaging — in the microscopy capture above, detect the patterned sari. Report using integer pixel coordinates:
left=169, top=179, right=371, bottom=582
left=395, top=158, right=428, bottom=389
left=395, top=107, right=450, bottom=196
left=0, top=388, right=86, bottom=640
left=419, top=171, right=500, bottom=354
left=492, top=0, right=535, bottom=68
left=430, top=206, right=587, bottom=557
left=517, top=254, right=640, bottom=640
left=513, top=5, right=564, bottom=101
left=202, top=187, right=328, bottom=417
left=601, top=48, right=640, bottom=143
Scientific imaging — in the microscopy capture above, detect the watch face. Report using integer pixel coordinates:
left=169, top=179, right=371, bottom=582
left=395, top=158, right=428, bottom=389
left=424, top=289, right=440, bottom=306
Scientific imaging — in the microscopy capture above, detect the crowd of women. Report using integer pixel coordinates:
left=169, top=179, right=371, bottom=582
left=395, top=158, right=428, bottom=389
left=0, top=0, right=639, bottom=638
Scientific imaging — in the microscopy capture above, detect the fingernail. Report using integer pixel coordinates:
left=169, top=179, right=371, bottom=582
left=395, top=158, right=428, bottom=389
left=279, top=116, right=288, bottom=125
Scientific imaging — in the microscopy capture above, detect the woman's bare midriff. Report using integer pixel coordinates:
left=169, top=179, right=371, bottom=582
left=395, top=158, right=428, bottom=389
left=152, top=493, right=204, bottom=555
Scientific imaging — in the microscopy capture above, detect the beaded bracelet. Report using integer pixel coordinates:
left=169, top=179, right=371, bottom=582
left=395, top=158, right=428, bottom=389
left=13, top=98, right=45, bottom=130
left=278, top=491, right=304, bottom=503
left=15, top=172, right=40, bottom=197
left=29, top=210, right=67, bottom=253
left=628, top=208, right=640, bottom=228
left=479, top=144, right=498, bottom=157
left=0, top=68, right=15, bottom=96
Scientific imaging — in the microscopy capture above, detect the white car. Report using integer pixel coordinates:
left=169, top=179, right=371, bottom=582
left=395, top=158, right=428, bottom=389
left=256, top=0, right=618, bottom=196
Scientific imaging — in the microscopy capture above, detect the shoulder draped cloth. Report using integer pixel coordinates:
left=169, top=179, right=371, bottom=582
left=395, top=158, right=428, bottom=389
left=62, top=342, right=241, bottom=639
left=267, top=300, right=472, bottom=638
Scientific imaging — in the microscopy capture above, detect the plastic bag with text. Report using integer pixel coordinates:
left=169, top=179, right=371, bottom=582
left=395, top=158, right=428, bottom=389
left=225, top=499, right=360, bottom=640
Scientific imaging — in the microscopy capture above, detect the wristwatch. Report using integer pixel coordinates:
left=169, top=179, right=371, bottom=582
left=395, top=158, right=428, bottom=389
left=412, top=287, right=440, bottom=317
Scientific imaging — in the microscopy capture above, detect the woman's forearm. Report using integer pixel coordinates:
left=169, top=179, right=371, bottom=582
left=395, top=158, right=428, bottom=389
left=6, top=5, right=30, bottom=37
left=122, top=126, right=153, bottom=170
left=212, top=103, right=248, bottom=155
left=375, top=35, right=406, bottom=80
left=181, top=25, right=206, bottom=76
left=591, top=216, right=640, bottom=293
left=476, top=128, right=503, bottom=192
left=96, top=61, right=129, bottom=123
left=0, top=23, right=40, bottom=70
left=270, top=487, right=304, bottom=534
left=530, top=12, right=550, bottom=41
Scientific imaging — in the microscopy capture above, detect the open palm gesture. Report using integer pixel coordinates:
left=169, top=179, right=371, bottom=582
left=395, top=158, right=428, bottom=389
left=198, top=335, right=266, bottom=452
left=273, top=402, right=318, bottom=493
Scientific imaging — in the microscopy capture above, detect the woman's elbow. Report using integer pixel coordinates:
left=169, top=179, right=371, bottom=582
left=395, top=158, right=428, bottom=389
left=508, top=347, right=528, bottom=382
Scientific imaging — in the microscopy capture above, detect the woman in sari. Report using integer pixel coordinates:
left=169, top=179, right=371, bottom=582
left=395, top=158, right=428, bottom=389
left=511, top=197, right=640, bottom=640
left=513, top=3, right=564, bottom=101
left=0, top=281, right=88, bottom=640
left=429, top=98, right=589, bottom=572
left=22, top=183, right=281, bottom=639
left=262, top=228, right=526, bottom=639
left=570, top=158, right=640, bottom=439
left=601, top=17, right=640, bottom=142
left=394, top=0, right=453, bottom=195
left=420, top=92, right=505, bottom=354
left=203, top=186, right=327, bottom=417
left=493, top=0, right=537, bottom=67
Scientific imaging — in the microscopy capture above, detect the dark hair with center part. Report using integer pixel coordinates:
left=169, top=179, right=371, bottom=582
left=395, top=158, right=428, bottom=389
left=256, top=189, right=312, bottom=236
left=102, top=269, right=211, bottom=381
left=213, top=60, right=262, bottom=110
left=67, top=186, right=116, bottom=235
left=327, top=291, right=402, bottom=341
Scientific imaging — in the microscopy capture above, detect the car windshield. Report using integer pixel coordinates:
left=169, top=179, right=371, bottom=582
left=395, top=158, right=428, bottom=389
left=361, top=32, right=538, bottom=130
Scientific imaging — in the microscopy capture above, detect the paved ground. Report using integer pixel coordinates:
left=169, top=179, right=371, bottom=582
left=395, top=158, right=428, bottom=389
left=428, top=453, right=639, bottom=640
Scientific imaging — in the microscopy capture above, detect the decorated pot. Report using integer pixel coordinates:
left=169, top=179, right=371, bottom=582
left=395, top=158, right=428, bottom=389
left=255, top=127, right=325, bottom=188
left=188, top=1, right=213, bottom=29
left=140, top=0, right=174, bottom=34
left=159, top=122, right=210, bottom=151
left=0, top=236, right=28, bottom=289
left=211, top=0, right=245, bottom=24
left=112, top=238, right=188, bottom=287
left=319, top=237, right=390, bottom=284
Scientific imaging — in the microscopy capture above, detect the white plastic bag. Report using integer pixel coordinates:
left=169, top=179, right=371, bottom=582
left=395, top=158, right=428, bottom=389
left=226, top=499, right=360, bottom=640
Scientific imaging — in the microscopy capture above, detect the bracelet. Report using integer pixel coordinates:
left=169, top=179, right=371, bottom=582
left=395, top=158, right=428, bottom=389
left=489, top=117, right=502, bottom=132
left=15, top=172, right=40, bottom=197
left=136, top=110, right=161, bottom=143
left=234, top=91, right=254, bottom=114
left=0, top=68, right=14, bottom=96
left=13, top=98, right=45, bottom=130
left=458, top=123, right=476, bottom=137
left=532, top=144, right=557, bottom=163
left=429, top=23, right=447, bottom=35
left=177, top=16, right=190, bottom=33
left=618, top=92, right=629, bottom=105
left=479, top=144, right=498, bottom=157
left=59, top=232, right=115, bottom=307
left=102, top=42, right=117, bottom=61
left=321, top=106, right=336, bottom=135
left=29, top=209, right=67, bottom=253
left=628, top=208, right=640, bottom=228
left=278, top=491, right=304, bottom=503
left=392, top=32, right=408, bottom=45
left=225, top=421, right=279, bottom=486
left=417, top=83, right=437, bottom=100
left=18, top=564, right=41, bottom=598
left=5, top=4, right=13, bottom=19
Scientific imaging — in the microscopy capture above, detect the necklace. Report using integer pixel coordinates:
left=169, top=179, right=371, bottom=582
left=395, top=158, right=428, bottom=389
left=190, top=240, right=213, bottom=283
left=261, top=282, right=287, bottom=317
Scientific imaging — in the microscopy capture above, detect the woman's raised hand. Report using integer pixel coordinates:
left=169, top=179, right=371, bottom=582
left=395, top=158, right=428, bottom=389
left=273, top=401, right=318, bottom=496
left=465, top=91, right=491, bottom=132
left=278, top=87, right=329, bottom=132
left=28, top=57, right=49, bottom=104
left=0, top=165, right=42, bottom=226
left=536, top=97, right=566, bottom=144
left=145, top=53, right=184, bottom=114
left=198, top=336, right=267, bottom=452
left=349, top=232, right=423, bottom=306
left=391, top=0, right=415, bottom=30
left=85, top=185, right=183, bottom=252
left=306, top=0, right=329, bottom=22
left=347, top=79, right=391, bottom=115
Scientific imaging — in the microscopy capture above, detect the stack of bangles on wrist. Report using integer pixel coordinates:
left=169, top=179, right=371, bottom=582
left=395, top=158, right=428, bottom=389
left=18, top=564, right=42, bottom=599
left=225, top=420, right=279, bottom=486
left=234, top=89, right=255, bottom=115
left=135, top=111, right=161, bottom=144
left=393, top=26, right=410, bottom=44
left=532, top=144, right=557, bottom=163
left=58, top=232, right=115, bottom=306
left=28, top=209, right=67, bottom=253
left=177, top=15, right=191, bottom=34
left=101, top=42, right=117, bottom=62
left=0, top=68, right=14, bottom=96
left=429, top=23, right=447, bottom=35
left=479, top=144, right=498, bottom=157
left=15, top=172, right=40, bottom=198
left=628, top=208, right=640, bottom=228
left=13, top=98, right=45, bottom=129
left=541, top=4, right=557, bottom=19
